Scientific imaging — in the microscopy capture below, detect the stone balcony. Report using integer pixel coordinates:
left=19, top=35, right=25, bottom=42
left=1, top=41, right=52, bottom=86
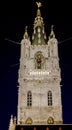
left=23, top=69, right=60, bottom=82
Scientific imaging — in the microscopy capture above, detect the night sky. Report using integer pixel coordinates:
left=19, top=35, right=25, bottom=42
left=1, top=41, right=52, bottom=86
left=0, top=0, right=72, bottom=130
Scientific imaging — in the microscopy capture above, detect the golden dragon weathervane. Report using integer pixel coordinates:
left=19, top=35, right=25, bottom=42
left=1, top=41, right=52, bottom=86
left=36, top=2, right=42, bottom=8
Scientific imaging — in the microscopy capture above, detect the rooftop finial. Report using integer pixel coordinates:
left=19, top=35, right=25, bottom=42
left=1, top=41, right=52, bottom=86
left=49, top=25, right=55, bottom=39
left=36, top=2, right=42, bottom=8
left=36, top=2, right=42, bottom=16
left=23, top=26, right=29, bottom=39
left=25, top=26, right=27, bottom=30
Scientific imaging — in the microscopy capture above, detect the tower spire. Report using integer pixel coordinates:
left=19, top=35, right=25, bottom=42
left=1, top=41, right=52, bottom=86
left=32, top=2, right=47, bottom=45
left=8, top=115, right=14, bottom=130
left=36, top=2, right=42, bottom=16
left=23, top=26, right=29, bottom=39
left=8, top=115, right=16, bottom=130
left=49, top=25, right=55, bottom=39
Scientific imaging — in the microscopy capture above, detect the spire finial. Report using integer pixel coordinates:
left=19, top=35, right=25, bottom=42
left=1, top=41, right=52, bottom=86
left=23, top=26, right=29, bottom=39
left=25, top=26, right=28, bottom=31
left=51, top=25, right=54, bottom=31
left=49, top=25, right=55, bottom=39
left=36, top=2, right=42, bottom=8
left=11, top=115, right=13, bottom=123
left=36, top=2, right=42, bottom=16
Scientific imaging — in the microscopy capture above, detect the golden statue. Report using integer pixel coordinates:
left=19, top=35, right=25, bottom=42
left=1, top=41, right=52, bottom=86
left=36, top=2, right=42, bottom=8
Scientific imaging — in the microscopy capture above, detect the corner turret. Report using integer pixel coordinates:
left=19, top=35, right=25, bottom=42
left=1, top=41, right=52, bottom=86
left=23, top=26, right=29, bottom=40
left=49, top=25, right=55, bottom=39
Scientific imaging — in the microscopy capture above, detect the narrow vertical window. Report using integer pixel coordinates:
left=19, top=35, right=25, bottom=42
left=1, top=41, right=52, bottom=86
left=27, top=91, right=32, bottom=107
left=48, top=91, right=52, bottom=106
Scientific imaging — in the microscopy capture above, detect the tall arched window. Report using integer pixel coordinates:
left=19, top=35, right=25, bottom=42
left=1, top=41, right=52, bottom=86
left=27, top=91, right=32, bottom=107
left=48, top=91, right=52, bottom=106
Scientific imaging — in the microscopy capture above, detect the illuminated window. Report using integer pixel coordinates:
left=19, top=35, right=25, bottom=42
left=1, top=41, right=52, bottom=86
left=48, top=91, right=52, bottom=106
left=27, top=91, right=32, bottom=107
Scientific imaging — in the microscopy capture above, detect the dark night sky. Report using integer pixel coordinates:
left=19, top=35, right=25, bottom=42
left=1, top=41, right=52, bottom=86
left=0, top=0, right=72, bottom=130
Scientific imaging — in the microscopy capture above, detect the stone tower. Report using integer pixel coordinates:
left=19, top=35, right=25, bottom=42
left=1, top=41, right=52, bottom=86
left=17, top=3, right=63, bottom=125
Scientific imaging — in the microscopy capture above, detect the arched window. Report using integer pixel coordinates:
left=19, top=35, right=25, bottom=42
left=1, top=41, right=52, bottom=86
left=48, top=91, right=52, bottom=106
left=27, top=91, right=32, bottom=107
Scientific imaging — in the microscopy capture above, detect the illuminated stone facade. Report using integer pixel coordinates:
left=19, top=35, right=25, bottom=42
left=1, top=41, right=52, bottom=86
left=17, top=5, right=63, bottom=125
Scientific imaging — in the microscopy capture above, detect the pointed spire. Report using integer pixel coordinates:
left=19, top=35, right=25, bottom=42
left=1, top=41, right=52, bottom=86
left=49, top=25, right=55, bottom=39
left=34, top=2, right=43, bottom=28
left=23, top=26, right=29, bottom=39
left=37, top=9, right=41, bottom=16
left=36, top=2, right=42, bottom=16
left=10, top=115, right=13, bottom=125
left=8, top=115, right=16, bottom=130
left=8, top=115, right=14, bottom=130
left=32, top=2, right=47, bottom=45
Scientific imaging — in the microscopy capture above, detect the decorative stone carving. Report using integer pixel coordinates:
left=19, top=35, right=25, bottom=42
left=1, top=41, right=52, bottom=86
left=35, top=51, right=45, bottom=69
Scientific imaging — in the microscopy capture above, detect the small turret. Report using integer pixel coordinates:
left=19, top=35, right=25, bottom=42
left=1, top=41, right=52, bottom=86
left=49, top=25, right=55, bottom=39
left=8, top=115, right=16, bottom=130
left=8, top=115, right=14, bottom=130
left=23, top=26, right=29, bottom=39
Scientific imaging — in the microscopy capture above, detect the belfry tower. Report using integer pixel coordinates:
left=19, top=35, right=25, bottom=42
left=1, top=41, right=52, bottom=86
left=17, top=2, right=62, bottom=125
left=8, top=2, right=63, bottom=130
